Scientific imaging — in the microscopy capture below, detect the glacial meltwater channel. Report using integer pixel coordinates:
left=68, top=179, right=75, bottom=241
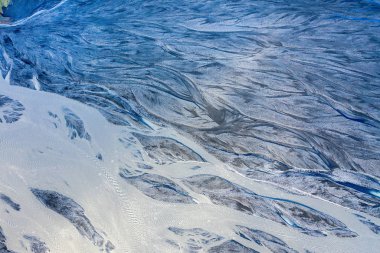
left=0, top=0, right=379, bottom=252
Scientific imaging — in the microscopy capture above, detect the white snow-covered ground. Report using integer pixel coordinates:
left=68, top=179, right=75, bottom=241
left=0, top=78, right=379, bottom=253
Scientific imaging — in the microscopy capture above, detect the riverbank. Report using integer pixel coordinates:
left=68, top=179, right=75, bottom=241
left=0, top=0, right=11, bottom=14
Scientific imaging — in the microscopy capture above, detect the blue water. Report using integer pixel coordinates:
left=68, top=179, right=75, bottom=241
left=1, top=0, right=380, bottom=217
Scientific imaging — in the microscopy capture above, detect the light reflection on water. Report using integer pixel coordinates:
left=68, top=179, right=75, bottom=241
left=0, top=0, right=380, bottom=231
